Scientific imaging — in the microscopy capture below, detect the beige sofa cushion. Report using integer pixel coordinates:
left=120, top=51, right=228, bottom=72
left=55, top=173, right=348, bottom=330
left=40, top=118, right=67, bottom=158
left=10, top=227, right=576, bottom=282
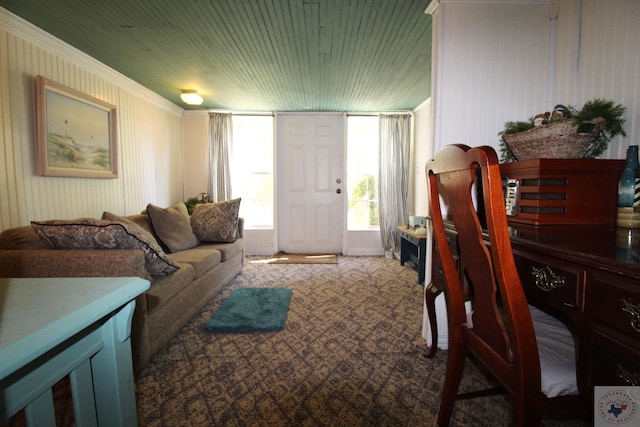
left=126, top=213, right=156, bottom=236
left=169, top=247, right=222, bottom=278
left=103, top=211, right=158, bottom=240
left=145, top=263, right=195, bottom=312
left=147, top=203, right=199, bottom=253
left=197, top=239, right=244, bottom=262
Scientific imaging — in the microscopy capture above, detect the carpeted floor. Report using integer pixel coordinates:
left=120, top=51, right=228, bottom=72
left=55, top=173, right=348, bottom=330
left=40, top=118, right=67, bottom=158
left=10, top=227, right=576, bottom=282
left=2, top=256, right=592, bottom=426
left=133, top=256, right=591, bottom=426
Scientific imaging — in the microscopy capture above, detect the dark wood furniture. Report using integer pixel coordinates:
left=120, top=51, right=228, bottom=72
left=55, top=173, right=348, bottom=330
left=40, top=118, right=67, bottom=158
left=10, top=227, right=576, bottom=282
left=428, top=220, right=640, bottom=405
left=499, top=158, right=624, bottom=225
left=397, top=225, right=427, bottom=284
left=427, top=144, right=587, bottom=426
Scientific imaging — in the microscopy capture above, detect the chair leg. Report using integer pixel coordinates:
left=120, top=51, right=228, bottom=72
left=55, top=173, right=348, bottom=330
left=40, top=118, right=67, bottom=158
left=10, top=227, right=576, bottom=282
left=436, top=336, right=466, bottom=426
left=424, top=284, right=442, bottom=358
left=512, top=389, right=543, bottom=427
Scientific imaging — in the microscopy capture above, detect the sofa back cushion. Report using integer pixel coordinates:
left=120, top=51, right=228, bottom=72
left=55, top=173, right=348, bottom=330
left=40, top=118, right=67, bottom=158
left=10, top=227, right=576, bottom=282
left=146, top=203, right=199, bottom=253
left=102, top=211, right=156, bottom=236
left=31, top=218, right=180, bottom=277
left=191, top=198, right=241, bottom=243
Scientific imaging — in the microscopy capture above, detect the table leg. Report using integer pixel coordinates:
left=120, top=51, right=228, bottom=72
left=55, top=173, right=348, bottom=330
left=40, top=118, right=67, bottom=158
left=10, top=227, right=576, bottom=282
left=400, top=236, right=409, bottom=266
left=92, top=301, right=138, bottom=427
left=70, top=359, right=98, bottom=427
left=24, top=389, right=55, bottom=427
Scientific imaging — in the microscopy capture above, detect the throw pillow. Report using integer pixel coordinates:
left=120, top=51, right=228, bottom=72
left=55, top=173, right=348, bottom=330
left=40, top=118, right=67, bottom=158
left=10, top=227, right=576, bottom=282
left=102, top=211, right=157, bottom=240
left=31, top=218, right=180, bottom=277
left=146, top=203, right=199, bottom=253
left=191, top=198, right=241, bottom=243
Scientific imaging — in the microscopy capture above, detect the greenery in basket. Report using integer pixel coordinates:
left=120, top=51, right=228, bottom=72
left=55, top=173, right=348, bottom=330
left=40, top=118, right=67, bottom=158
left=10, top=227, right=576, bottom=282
left=499, top=98, right=626, bottom=162
left=185, top=193, right=214, bottom=215
left=184, top=197, right=202, bottom=215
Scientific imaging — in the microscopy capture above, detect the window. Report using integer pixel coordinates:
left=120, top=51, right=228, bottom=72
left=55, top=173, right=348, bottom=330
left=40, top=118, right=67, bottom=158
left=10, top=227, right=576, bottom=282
left=347, top=115, right=379, bottom=230
left=231, top=115, right=274, bottom=229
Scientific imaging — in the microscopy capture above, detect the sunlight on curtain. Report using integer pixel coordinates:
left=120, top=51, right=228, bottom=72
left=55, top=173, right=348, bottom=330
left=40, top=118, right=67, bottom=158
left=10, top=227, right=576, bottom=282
left=208, top=113, right=232, bottom=202
left=379, top=114, right=411, bottom=258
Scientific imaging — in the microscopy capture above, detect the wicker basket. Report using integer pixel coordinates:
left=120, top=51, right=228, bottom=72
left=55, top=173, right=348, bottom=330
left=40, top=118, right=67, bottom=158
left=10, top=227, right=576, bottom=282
left=501, top=117, right=605, bottom=160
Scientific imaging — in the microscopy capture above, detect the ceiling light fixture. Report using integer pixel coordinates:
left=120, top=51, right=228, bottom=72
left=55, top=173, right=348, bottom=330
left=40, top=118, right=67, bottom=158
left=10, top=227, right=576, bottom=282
left=180, top=90, right=203, bottom=105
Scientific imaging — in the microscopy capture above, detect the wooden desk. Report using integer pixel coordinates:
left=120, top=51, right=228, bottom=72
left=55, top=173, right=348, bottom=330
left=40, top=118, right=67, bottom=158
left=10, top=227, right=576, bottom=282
left=0, top=277, right=150, bottom=426
left=427, top=222, right=640, bottom=404
left=397, top=225, right=427, bottom=284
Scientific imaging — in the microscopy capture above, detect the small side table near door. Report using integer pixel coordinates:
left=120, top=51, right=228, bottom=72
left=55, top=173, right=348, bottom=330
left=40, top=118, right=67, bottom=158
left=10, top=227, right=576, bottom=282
left=0, top=276, right=150, bottom=426
left=397, top=225, right=427, bottom=284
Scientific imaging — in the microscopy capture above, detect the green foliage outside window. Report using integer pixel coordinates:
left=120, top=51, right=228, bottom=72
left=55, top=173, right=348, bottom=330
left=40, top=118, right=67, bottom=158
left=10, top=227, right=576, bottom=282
left=350, top=175, right=379, bottom=226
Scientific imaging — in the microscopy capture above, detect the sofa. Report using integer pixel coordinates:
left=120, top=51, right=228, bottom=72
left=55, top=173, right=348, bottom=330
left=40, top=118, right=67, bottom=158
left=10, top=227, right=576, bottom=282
left=0, top=200, right=244, bottom=372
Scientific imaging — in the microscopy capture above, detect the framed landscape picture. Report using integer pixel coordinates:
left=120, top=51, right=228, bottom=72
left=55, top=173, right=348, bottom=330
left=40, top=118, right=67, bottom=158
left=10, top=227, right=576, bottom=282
left=36, top=76, right=118, bottom=178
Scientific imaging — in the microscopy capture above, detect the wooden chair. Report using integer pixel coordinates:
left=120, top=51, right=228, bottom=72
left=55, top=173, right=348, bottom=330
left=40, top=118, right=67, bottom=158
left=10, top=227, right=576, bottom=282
left=426, top=144, right=589, bottom=426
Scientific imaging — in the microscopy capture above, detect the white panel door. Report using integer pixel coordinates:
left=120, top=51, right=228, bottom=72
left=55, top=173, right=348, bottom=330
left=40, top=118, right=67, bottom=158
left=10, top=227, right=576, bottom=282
left=277, top=113, right=344, bottom=254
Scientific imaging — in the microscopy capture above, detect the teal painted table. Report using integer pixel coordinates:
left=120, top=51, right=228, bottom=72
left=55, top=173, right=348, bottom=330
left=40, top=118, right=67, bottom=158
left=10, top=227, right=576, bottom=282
left=0, top=277, right=150, bottom=426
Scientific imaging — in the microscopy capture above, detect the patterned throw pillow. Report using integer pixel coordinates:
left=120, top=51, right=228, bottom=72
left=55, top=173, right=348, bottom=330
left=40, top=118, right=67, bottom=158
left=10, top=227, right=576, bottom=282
left=31, top=218, right=180, bottom=277
left=191, top=198, right=241, bottom=243
left=146, top=202, right=199, bottom=253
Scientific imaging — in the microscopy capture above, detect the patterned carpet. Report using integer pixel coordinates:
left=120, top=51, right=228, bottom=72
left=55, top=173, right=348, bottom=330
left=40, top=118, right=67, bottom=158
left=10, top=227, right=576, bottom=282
left=3, top=256, right=592, bottom=426
left=133, top=256, right=591, bottom=427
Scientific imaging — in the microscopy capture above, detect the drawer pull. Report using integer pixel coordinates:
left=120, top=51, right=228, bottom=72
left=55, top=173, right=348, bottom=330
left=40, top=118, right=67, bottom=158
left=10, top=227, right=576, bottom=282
left=530, top=266, right=565, bottom=292
left=616, top=363, right=640, bottom=386
left=620, top=298, right=640, bottom=333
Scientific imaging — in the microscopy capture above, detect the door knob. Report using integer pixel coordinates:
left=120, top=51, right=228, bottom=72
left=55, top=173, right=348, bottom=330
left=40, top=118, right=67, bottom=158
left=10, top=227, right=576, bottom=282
left=336, top=189, right=342, bottom=194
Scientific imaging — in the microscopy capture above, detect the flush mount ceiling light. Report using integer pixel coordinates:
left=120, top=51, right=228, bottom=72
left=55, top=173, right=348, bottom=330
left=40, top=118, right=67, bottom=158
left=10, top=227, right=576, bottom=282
left=180, top=90, right=203, bottom=105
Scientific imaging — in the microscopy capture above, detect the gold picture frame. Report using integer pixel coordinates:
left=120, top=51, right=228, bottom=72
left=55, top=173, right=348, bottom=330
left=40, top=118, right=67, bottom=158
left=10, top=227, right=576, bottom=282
left=36, top=76, right=118, bottom=178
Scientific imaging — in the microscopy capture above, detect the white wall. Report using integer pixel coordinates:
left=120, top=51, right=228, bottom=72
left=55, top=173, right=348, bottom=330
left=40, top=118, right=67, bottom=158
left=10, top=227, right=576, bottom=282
left=412, top=98, right=432, bottom=218
left=0, top=8, right=184, bottom=230
left=183, top=111, right=210, bottom=198
left=431, top=0, right=554, bottom=153
left=429, top=0, right=640, bottom=159
left=570, top=0, right=640, bottom=159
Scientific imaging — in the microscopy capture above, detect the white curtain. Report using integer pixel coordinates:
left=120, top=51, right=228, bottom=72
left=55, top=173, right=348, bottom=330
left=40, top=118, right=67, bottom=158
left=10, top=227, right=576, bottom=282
left=379, top=114, right=411, bottom=258
left=208, top=113, right=233, bottom=202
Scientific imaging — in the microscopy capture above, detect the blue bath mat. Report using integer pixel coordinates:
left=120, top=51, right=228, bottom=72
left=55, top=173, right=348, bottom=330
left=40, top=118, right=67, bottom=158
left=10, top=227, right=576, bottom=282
left=205, top=287, right=292, bottom=333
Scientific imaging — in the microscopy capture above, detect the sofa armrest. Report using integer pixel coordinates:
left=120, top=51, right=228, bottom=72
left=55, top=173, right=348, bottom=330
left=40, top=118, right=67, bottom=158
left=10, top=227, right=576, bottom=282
left=0, top=249, right=147, bottom=278
left=237, top=217, right=244, bottom=239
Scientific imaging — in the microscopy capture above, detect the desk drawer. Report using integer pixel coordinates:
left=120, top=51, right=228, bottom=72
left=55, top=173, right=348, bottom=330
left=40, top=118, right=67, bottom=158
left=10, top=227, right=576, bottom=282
left=591, top=327, right=640, bottom=386
left=513, top=253, right=585, bottom=314
left=404, top=232, right=420, bottom=246
left=592, top=275, right=640, bottom=340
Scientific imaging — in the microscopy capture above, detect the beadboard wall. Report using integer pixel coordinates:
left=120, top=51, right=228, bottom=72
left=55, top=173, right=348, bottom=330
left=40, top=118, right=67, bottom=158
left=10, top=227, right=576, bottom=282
left=0, top=9, right=184, bottom=231
left=572, top=0, right=640, bottom=159
left=428, top=0, right=640, bottom=160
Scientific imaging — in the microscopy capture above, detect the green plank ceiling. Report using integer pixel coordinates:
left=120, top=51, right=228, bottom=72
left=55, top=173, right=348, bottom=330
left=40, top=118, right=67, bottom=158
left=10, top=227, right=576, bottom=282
left=1, top=0, right=432, bottom=112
